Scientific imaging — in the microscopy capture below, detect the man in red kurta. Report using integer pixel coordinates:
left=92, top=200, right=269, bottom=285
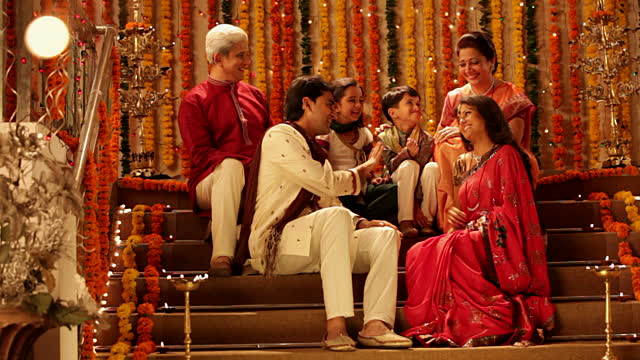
left=178, top=24, right=272, bottom=276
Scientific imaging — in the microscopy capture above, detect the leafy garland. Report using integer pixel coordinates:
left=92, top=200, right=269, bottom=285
left=549, top=0, right=565, bottom=169
left=270, top=0, right=284, bottom=122
left=568, top=0, right=584, bottom=169
left=422, top=0, right=436, bottom=133
left=208, top=0, right=218, bottom=29
left=318, top=0, right=332, bottom=80
left=335, top=0, right=348, bottom=78
left=180, top=0, right=194, bottom=97
left=525, top=0, right=541, bottom=158
left=299, top=0, right=312, bottom=75
left=490, top=0, right=503, bottom=78
left=160, top=0, right=176, bottom=168
left=282, top=0, right=296, bottom=88
left=478, top=0, right=491, bottom=33
left=353, top=0, right=365, bottom=85
left=404, top=0, right=417, bottom=88
left=589, top=192, right=640, bottom=301
left=254, top=0, right=268, bottom=91
left=385, top=0, right=398, bottom=88
left=367, top=0, right=382, bottom=129
left=222, top=0, right=232, bottom=24
left=440, top=0, right=455, bottom=94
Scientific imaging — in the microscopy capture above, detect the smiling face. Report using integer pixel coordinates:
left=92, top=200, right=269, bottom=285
left=304, top=91, right=336, bottom=136
left=335, top=86, right=364, bottom=125
left=458, top=103, right=487, bottom=143
left=458, top=47, right=495, bottom=87
left=215, top=39, right=250, bottom=82
left=389, top=93, right=421, bottom=128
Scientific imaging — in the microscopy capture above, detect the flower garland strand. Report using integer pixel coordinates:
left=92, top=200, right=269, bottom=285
left=512, top=0, right=525, bottom=90
left=568, top=0, right=583, bottom=169
left=318, top=0, right=332, bottom=80
left=119, top=177, right=189, bottom=192
left=208, top=0, right=218, bottom=29
left=404, top=0, right=417, bottom=88
left=386, top=0, right=398, bottom=88
left=423, top=0, right=436, bottom=133
left=97, top=102, right=112, bottom=294
left=490, top=0, right=503, bottom=79
left=237, top=0, right=251, bottom=82
left=537, top=165, right=639, bottom=186
left=589, top=192, right=640, bottom=301
left=549, top=0, right=565, bottom=169
left=585, top=0, right=600, bottom=167
left=353, top=0, right=365, bottom=85
left=335, top=0, right=348, bottom=78
left=254, top=0, right=268, bottom=91
left=614, top=191, right=640, bottom=231
left=270, top=0, right=284, bottom=122
left=141, top=5, right=156, bottom=155
left=478, top=0, right=491, bottom=33
left=299, top=0, right=312, bottom=75
left=222, top=0, right=232, bottom=24
left=441, top=0, right=455, bottom=94
left=110, top=46, right=122, bottom=179
left=525, top=0, right=541, bottom=158
left=160, top=0, right=176, bottom=167
left=613, top=3, right=633, bottom=148
left=367, top=1, right=382, bottom=129
left=456, top=0, right=467, bottom=85
left=180, top=0, right=194, bottom=97
left=282, top=0, right=295, bottom=88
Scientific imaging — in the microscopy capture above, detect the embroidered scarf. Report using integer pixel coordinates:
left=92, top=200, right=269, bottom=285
left=378, top=125, right=421, bottom=154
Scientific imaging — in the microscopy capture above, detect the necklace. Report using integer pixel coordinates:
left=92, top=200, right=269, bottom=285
left=470, top=77, right=495, bottom=96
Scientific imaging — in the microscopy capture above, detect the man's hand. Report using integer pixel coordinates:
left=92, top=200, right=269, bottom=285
left=356, top=219, right=398, bottom=231
left=434, top=126, right=460, bottom=144
left=447, top=206, right=467, bottom=230
left=406, top=138, right=419, bottom=158
left=357, top=142, right=382, bottom=179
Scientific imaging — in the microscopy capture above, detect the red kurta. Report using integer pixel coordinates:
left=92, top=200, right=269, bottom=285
left=403, top=145, right=554, bottom=347
left=178, top=78, right=272, bottom=214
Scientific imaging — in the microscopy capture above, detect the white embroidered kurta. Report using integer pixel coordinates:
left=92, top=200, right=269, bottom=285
left=249, top=124, right=362, bottom=267
left=317, top=127, right=374, bottom=170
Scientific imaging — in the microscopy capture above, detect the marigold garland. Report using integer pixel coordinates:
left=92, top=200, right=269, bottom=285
left=490, top=0, right=503, bottom=79
left=612, top=4, right=633, bottom=149
left=568, top=0, right=584, bottom=169
left=353, top=0, right=366, bottom=85
left=270, top=0, right=284, bottom=122
left=253, top=0, right=268, bottom=91
left=180, top=0, right=194, bottom=97
left=537, top=165, right=640, bottom=186
left=335, top=0, right=348, bottom=78
left=386, top=0, right=399, bottom=88
left=57, top=130, right=79, bottom=153
left=422, top=0, right=436, bottom=133
left=160, top=0, right=176, bottom=167
left=549, top=1, right=565, bottom=169
left=110, top=47, right=123, bottom=179
left=589, top=192, right=640, bottom=301
left=441, top=0, right=455, bottom=94
left=614, top=191, right=640, bottom=232
left=404, top=0, right=417, bottom=88
left=237, top=0, right=251, bottom=82
left=119, top=177, right=189, bottom=192
left=511, top=0, right=525, bottom=90
left=318, top=0, right=332, bottom=80
left=367, top=0, right=382, bottom=129
left=180, top=145, right=191, bottom=179
left=455, top=0, right=467, bottom=85
left=282, top=0, right=295, bottom=88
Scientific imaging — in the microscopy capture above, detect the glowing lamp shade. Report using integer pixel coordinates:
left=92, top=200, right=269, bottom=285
left=24, top=16, right=70, bottom=59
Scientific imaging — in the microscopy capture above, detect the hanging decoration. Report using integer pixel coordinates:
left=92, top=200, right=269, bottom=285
left=512, top=0, right=525, bottom=90
left=537, top=165, right=639, bottom=185
left=614, top=191, right=640, bottom=232
left=386, top=0, right=398, bottom=88
left=353, top=0, right=365, bottom=85
left=441, top=0, right=455, bottom=94
left=299, top=0, right=312, bottom=75
left=422, top=0, right=436, bottom=133
left=119, top=177, right=189, bottom=192
left=208, top=0, right=218, bottom=29
left=319, top=0, right=332, bottom=80
left=404, top=0, right=417, bottom=88
left=142, top=3, right=156, bottom=155
left=160, top=0, right=176, bottom=167
left=222, top=0, right=232, bottom=24
left=549, top=0, right=565, bottom=169
left=254, top=0, right=268, bottom=91
left=568, top=0, right=584, bottom=169
left=4, top=0, right=16, bottom=122
left=368, top=0, right=382, bottom=129
left=525, top=0, right=541, bottom=158
left=270, top=0, right=284, bottom=122
left=584, top=0, right=600, bottom=168
left=490, top=0, right=503, bottom=79
left=180, top=0, right=194, bottom=97
left=455, top=0, right=467, bottom=85
left=336, top=0, right=348, bottom=78
left=282, top=0, right=295, bottom=88
left=478, top=0, right=491, bottom=32
left=238, top=0, right=250, bottom=82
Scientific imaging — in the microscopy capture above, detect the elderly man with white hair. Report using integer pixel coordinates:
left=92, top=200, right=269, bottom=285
left=178, top=24, right=272, bottom=277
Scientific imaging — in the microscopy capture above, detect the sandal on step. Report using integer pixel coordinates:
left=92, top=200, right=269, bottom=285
left=322, top=334, right=356, bottom=352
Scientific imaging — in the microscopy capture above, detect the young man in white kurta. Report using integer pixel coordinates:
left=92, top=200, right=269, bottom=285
left=245, top=76, right=410, bottom=350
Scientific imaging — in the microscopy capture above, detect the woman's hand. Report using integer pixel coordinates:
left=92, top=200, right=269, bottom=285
left=447, top=206, right=467, bottom=230
left=434, top=126, right=460, bottom=144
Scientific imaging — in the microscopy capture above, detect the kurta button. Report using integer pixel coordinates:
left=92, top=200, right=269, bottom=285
left=297, top=239, right=301, bottom=242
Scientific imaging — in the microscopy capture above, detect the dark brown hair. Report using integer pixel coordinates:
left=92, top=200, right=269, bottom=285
left=333, top=78, right=364, bottom=125
left=456, top=31, right=498, bottom=74
left=381, top=85, right=420, bottom=124
left=285, top=76, right=333, bottom=122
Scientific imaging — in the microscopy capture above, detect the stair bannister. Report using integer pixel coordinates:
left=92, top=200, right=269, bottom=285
left=72, top=24, right=117, bottom=190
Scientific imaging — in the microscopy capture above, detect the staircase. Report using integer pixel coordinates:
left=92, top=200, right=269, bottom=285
left=95, top=175, right=640, bottom=359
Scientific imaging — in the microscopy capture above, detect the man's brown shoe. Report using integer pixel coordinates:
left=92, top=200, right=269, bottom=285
left=208, top=257, right=232, bottom=277
left=399, top=220, right=418, bottom=237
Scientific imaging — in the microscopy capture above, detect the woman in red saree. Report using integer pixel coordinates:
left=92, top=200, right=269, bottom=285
left=403, top=95, right=554, bottom=347
left=435, top=31, right=539, bottom=233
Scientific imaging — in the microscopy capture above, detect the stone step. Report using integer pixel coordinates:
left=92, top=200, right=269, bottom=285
left=95, top=301, right=640, bottom=346
left=535, top=175, right=640, bottom=201
left=109, top=232, right=640, bottom=273
left=103, top=266, right=634, bottom=307
left=114, top=185, right=192, bottom=210
left=116, top=210, right=210, bottom=243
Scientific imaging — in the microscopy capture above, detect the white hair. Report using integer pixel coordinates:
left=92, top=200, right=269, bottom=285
left=205, top=24, right=248, bottom=65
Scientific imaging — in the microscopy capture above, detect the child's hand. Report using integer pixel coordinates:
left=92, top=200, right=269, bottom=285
left=371, top=177, right=387, bottom=185
left=406, top=138, right=419, bottom=157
